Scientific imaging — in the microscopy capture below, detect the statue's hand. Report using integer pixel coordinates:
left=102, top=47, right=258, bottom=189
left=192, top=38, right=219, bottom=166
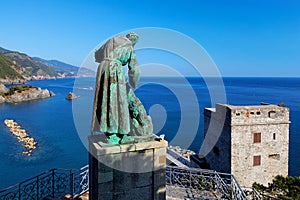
left=128, top=67, right=140, bottom=89
left=129, top=78, right=138, bottom=88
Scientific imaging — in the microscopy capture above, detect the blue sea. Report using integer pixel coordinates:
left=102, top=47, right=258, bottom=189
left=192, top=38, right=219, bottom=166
left=0, top=77, right=299, bottom=189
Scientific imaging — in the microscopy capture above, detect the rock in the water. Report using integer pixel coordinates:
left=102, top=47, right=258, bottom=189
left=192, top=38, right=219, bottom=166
left=4, top=119, right=37, bottom=156
left=49, top=91, right=55, bottom=97
left=65, top=92, right=80, bottom=100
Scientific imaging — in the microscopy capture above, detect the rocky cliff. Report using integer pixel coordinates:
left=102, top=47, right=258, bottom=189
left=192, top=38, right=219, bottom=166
left=0, top=83, right=8, bottom=93
left=0, top=83, right=7, bottom=103
left=5, top=88, right=51, bottom=103
left=0, top=96, right=5, bottom=103
left=1, top=86, right=53, bottom=103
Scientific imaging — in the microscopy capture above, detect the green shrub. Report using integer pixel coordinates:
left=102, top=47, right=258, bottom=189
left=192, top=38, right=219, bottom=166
left=3, top=85, right=38, bottom=96
left=253, top=175, right=300, bottom=200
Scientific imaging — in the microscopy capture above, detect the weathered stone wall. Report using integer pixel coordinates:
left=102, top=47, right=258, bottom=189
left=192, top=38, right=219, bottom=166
left=203, top=104, right=231, bottom=173
left=89, top=135, right=168, bottom=200
left=230, top=104, right=289, bottom=125
left=204, top=103, right=289, bottom=188
left=230, top=105, right=289, bottom=187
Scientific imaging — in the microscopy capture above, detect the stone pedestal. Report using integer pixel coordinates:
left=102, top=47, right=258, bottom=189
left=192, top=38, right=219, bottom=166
left=89, top=134, right=168, bottom=200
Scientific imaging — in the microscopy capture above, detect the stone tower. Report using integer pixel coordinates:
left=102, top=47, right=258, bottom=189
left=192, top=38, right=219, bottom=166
left=203, top=103, right=289, bottom=187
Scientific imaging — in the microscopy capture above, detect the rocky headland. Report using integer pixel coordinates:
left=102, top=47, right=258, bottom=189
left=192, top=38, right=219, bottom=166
left=0, top=85, right=54, bottom=104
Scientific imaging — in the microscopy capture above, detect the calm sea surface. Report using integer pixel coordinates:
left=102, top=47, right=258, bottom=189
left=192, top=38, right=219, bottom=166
left=0, top=77, right=299, bottom=189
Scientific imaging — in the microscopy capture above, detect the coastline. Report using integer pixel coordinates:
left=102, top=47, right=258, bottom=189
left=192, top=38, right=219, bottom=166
left=0, top=77, right=299, bottom=190
left=0, top=85, right=54, bottom=104
left=0, top=76, right=96, bottom=104
left=0, top=74, right=96, bottom=86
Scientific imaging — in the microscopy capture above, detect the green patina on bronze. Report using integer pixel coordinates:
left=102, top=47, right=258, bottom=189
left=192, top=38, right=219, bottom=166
left=91, top=32, right=153, bottom=145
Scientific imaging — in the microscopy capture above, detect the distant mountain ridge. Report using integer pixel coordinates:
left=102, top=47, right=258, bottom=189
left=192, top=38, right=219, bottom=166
left=0, top=47, right=95, bottom=84
left=33, top=57, right=95, bottom=78
left=5, top=51, right=58, bottom=76
left=33, top=57, right=79, bottom=73
left=0, top=47, right=12, bottom=54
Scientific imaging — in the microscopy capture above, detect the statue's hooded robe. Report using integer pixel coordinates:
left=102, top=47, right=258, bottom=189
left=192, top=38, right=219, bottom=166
left=91, top=35, right=142, bottom=135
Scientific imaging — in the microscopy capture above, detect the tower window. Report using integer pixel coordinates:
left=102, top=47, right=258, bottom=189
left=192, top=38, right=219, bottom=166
left=253, top=132, right=261, bottom=143
left=273, top=133, right=276, bottom=140
left=253, top=155, right=261, bottom=166
left=213, top=146, right=220, bottom=155
left=268, top=111, right=276, bottom=118
left=269, top=154, right=280, bottom=160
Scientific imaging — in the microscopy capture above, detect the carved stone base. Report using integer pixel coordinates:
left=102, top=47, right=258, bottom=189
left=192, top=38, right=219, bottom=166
left=89, top=134, right=168, bottom=200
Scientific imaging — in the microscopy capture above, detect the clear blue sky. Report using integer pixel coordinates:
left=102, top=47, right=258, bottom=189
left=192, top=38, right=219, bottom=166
left=0, top=0, right=299, bottom=77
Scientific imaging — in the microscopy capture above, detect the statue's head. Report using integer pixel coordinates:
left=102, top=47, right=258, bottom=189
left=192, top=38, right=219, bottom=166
left=126, top=32, right=139, bottom=46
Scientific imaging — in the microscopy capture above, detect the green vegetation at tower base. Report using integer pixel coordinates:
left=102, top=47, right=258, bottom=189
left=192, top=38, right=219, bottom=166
left=253, top=175, right=300, bottom=199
